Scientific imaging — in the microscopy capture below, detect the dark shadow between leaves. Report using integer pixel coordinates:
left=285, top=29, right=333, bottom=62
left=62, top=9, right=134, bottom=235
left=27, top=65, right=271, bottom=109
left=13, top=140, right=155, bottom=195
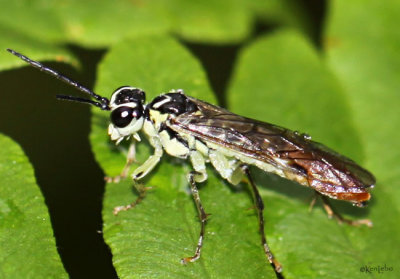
left=0, top=47, right=118, bottom=279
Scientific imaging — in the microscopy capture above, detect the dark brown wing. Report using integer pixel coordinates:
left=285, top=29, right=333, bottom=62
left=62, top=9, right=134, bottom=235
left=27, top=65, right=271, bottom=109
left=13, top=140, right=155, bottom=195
left=169, top=97, right=375, bottom=204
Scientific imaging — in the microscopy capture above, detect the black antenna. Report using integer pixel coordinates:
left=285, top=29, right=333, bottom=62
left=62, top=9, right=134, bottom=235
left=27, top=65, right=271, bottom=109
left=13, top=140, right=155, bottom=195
left=7, top=48, right=110, bottom=111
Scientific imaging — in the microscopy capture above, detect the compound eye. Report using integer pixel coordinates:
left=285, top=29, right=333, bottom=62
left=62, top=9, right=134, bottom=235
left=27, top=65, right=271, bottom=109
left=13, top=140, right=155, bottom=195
left=110, top=106, right=135, bottom=128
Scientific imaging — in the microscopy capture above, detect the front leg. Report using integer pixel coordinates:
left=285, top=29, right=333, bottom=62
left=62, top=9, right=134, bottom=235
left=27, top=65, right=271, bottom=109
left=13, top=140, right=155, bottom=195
left=113, top=138, right=163, bottom=215
left=105, top=142, right=137, bottom=183
left=131, top=141, right=163, bottom=181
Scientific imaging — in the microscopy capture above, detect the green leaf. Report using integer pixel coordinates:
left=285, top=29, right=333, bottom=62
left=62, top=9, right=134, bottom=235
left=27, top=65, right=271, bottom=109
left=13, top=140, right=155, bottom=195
left=249, top=0, right=314, bottom=40
left=229, top=30, right=363, bottom=161
left=91, top=36, right=276, bottom=278
left=52, top=0, right=171, bottom=46
left=56, top=0, right=254, bottom=45
left=166, top=0, right=251, bottom=43
left=326, top=0, right=400, bottom=276
left=0, top=0, right=65, bottom=43
left=0, top=134, right=67, bottom=278
left=0, top=0, right=255, bottom=47
left=0, top=0, right=321, bottom=49
left=228, top=30, right=378, bottom=278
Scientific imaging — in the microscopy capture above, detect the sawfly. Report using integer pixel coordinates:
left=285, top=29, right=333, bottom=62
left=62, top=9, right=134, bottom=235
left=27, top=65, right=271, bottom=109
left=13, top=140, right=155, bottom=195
left=7, top=48, right=375, bottom=276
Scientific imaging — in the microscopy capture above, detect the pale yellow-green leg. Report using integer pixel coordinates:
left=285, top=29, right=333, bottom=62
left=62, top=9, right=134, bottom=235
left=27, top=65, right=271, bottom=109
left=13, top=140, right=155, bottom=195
left=113, top=139, right=163, bottom=215
left=105, top=142, right=137, bottom=183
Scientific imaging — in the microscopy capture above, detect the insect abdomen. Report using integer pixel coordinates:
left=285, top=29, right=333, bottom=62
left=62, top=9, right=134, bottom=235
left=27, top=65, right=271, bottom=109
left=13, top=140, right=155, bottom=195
left=293, top=158, right=371, bottom=205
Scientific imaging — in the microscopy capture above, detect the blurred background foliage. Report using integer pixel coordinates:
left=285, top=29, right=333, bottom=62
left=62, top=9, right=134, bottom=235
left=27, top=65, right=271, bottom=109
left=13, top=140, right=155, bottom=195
left=0, top=0, right=399, bottom=278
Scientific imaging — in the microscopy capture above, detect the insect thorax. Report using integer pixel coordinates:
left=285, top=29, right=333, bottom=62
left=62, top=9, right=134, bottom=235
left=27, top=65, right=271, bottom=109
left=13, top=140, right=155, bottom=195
left=145, top=91, right=200, bottom=159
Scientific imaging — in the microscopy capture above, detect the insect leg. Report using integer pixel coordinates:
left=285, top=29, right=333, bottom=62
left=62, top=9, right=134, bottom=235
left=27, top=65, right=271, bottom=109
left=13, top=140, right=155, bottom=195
left=308, top=191, right=318, bottom=212
left=113, top=139, right=163, bottom=215
left=181, top=171, right=209, bottom=264
left=242, top=165, right=283, bottom=275
left=209, top=149, right=242, bottom=185
left=188, top=149, right=208, bottom=183
left=132, top=138, right=163, bottom=181
left=181, top=150, right=209, bottom=263
left=113, top=182, right=150, bottom=215
left=105, top=141, right=137, bottom=183
left=317, top=192, right=373, bottom=227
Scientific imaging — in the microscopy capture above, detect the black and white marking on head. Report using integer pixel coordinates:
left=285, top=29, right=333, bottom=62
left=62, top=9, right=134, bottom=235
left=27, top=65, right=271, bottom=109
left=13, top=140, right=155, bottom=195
left=109, top=86, right=146, bottom=129
left=110, top=86, right=146, bottom=106
left=107, top=86, right=147, bottom=142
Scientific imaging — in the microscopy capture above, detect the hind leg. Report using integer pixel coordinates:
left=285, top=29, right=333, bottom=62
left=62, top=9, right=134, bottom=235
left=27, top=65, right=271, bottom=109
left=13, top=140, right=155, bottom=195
left=241, top=166, right=283, bottom=275
left=310, top=191, right=373, bottom=227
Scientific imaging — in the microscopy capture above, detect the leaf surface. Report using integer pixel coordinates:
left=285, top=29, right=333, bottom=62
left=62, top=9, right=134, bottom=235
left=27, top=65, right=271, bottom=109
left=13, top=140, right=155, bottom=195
left=0, top=134, right=67, bottom=279
left=326, top=0, right=400, bottom=277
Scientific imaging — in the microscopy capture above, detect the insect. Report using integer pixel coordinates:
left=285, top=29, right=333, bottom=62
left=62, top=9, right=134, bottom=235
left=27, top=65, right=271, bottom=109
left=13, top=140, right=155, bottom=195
left=8, top=48, right=375, bottom=276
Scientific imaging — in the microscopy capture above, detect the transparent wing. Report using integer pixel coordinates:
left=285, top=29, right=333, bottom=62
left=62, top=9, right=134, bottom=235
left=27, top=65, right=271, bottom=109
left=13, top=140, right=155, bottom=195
left=169, top=97, right=375, bottom=202
left=170, top=98, right=300, bottom=166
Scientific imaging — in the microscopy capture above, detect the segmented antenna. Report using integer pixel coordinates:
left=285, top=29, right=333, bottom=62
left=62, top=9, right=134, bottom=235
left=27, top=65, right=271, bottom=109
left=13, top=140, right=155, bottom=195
left=6, top=48, right=110, bottom=111
left=55, top=94, right=109, bottom=110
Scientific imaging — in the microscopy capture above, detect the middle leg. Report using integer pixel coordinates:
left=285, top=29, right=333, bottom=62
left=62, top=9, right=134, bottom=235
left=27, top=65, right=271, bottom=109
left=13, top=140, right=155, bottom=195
left=208, top=150, right=283, bottom=274
left=181, top=171, right=209, bottom=263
